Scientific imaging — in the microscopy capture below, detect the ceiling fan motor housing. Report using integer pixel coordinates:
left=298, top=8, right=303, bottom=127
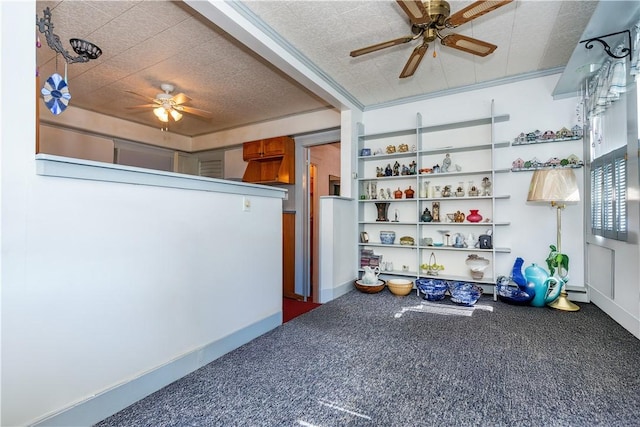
left=424, top=0, right=450, bottom=28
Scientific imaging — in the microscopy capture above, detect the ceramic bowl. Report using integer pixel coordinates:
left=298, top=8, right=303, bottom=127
left=354, top=279, right=386, bottom=293
left=380, top=231, right=396, bottom=245
left=387, top=279, right=413, bottom=296
left=416, top=278, right=448, bottom=301
left=449, top=282, right=483, bottom=306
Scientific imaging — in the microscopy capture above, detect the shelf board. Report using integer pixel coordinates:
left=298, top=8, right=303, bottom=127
left=511, top=165, right=583, bottom=172
left=417, top=194, right=510, bottom=201
left=359, top=243, right=419, bottom=249
left=418, top=246, right=511, bottom=253
left=512, top=135, right=582, bottom=146
left=358, top=151, right=417, bottom=161
left=358, top=198, right=416, bottom=203
left=358, top=175, right=418, bottom=182
left=359, top=221, right=418, bottom=225
left=417, top=169, right=493, bottom=178
left=419, top=222, right=510, bottom=226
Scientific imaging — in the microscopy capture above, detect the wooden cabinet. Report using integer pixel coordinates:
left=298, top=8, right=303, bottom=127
left=242, top=136, right=295, bottom=184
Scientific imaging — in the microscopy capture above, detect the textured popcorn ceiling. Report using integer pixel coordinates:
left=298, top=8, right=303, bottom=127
left=37, top=1, right=609, bottom=137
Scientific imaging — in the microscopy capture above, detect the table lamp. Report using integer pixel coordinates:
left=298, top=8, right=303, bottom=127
left=527, top=168, right=580, bottom=311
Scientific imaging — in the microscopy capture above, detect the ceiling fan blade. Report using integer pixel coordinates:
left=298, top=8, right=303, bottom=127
left=441, top=33, right=497, bottom=57
left=399, top=43, right=428, bottom=78
left=446, top=0, right=512, bottom=28
left=127, top=104, right=159, bottom=109
left=171, top=92, right=192, bottom=105
left=350, top=36, right=416, bottom=57
left=179, top=105, right=214, bottom=119
left=396, top=0, right=430, bottom=25
left=125, top=90, right=159, bottom=104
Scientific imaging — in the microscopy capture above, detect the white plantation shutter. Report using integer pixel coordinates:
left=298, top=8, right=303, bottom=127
left=199, top=159, right=223, bottom=178
left=614, top=155, right=627, bottom=239
left=590, top=146, right=627, bottom=240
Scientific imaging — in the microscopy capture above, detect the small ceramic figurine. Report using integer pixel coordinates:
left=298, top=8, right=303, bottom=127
left=481, top=176, right=492, bottom=196
left=432, top=202, right=440, bottom=222
left=409, top=161, right=417, bottom=175
left=393, top=161, right=400, bottom=176
left=385, top=164, right=393, bottom=176
left=442, top=153, right=451, bottom=172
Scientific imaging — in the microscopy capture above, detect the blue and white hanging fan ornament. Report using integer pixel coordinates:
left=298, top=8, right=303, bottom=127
left=41, top=72, right=71, bottom=115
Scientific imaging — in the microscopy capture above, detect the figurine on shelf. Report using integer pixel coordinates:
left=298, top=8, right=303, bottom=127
left=442, top=153, right=452, bottom=172
left=442, top=185, right=452, bottom=197
left=376, top=166, right=385, bottom=177
left=385, top=164, right=393, bottom=176
left=401, top=164, right=410, bottom=175
left=432, top=202, right=440, bottom=222
left=386, top=188, right=392, bottom=199
left=433, top=164, right=441, bottom=173
left=393, top=161, right=400, bottom=176
left=454, top=210, right=465, bottom=222
left=379, top=188, right=387, bottom=200
left=409, top=160, right=417, bottom=175
left=481, top=177, right=492, bottom=196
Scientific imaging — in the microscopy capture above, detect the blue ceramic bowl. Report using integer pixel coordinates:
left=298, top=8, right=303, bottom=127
left=449, top=282, right=483, bottom=306
left=416, top=278, right=448, bottom=301
left=380, top=231, right=396, bottom=245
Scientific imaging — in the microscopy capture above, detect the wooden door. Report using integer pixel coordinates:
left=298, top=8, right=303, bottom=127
left=282, top=212, right=298, bottom=299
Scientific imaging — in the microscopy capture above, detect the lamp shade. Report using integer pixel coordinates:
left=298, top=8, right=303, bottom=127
left=527, top=168, right=580, bottom=203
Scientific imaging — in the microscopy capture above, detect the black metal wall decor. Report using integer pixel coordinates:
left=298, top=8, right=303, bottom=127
left=36, top=7, right=102, bottom=64
left=580, top=30, right=632, bottom=61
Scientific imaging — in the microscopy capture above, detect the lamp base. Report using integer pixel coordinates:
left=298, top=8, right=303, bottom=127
left=548, top=290, right=580, bottom=311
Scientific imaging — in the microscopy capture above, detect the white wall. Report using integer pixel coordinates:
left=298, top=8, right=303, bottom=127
left=2, top=3, right=285, bottom=425
left=362, top=74, right=586, bottom=295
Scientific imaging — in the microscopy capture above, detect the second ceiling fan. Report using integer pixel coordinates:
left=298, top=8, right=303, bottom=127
left=350, top=0, right=513, bottom=78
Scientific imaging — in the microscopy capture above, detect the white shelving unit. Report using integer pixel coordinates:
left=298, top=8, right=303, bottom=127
left=357, top=100, right=510, bottom=298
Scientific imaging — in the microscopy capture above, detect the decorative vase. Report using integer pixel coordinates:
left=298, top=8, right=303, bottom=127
left=380, top=231, right=396, bottom=245
left=375, top=202, right=390, bottom=222
left=394, top=188, right=403, bottom=199
left=466, top=209, right=482, bottom=223
left=404, top=186, right=415, bottom=198
left=421, top=207, right=432, bottom=222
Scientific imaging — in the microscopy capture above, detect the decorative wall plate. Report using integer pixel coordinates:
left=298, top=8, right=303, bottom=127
left=41, top=73, right=71, bottom=115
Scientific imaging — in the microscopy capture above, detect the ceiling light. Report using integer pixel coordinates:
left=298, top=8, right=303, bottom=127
left=153, top=107, right=169, bottom=123
left=170, top=110, right=183, bottom=122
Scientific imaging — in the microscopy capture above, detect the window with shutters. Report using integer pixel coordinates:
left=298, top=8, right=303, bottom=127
left=590, top=146, right=627, bottom=240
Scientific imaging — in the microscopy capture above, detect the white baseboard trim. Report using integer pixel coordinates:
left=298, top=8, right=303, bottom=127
left=32, top=312, right=282, bottom=427
left=589, top=287, right=640, bottom=339
left=319, top=280, right=354, bottom=303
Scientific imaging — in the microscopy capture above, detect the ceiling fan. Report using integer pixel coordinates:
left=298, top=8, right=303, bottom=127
left=350, top=0, right=513, bottom=78
left=126, top=83, right=214, bottom=123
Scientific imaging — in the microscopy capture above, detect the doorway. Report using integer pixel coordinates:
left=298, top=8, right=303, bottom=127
left=306, top=142, right=341, bottom=302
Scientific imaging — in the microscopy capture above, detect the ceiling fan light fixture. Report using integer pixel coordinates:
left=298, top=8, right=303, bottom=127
left=170, top=109, right=183, bottom=122
left=153, top=107, right=169, bottom=122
